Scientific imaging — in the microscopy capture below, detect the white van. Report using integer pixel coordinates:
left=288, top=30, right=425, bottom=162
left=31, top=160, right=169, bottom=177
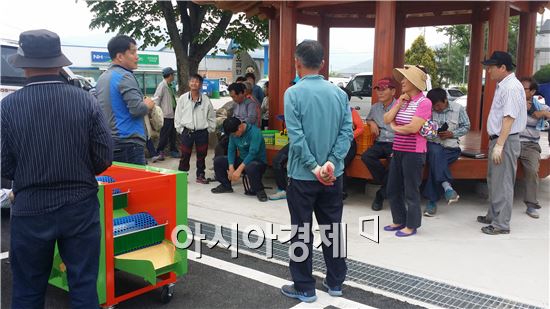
left=345, top=72, right=373, bottom=119
left=1, top=39, right=92, bottom=101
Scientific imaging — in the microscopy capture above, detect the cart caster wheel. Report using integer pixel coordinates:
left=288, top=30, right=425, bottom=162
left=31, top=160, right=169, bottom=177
left=160, top=283, right=175, bottom=304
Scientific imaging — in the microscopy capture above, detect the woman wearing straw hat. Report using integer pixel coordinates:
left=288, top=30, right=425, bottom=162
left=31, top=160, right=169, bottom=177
left=382, top=65, right=432, bottom=237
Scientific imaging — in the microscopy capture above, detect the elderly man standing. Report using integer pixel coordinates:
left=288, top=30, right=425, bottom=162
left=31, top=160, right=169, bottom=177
left=96, top=35, right=155, bottom=165
left=1, top=29, right=112, bottom=308
left=423, top=88, right=470, bottom=217
left=280, top=40, right=353, bottom=303
left=477, top=51, right=527, bottom=235
left=151, top=67, right=180, bottom=162
left=518, top=77, right=550, bottom=219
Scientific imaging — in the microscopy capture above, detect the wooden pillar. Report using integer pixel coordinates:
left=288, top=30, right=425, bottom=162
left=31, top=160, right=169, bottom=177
left=516, top=11, right=537, bottom=78
left=268, top=15, right=280, bottom=130
left=393, top=9, right=406, bottom=99
left=317, top=16, right=330, bottom=80
left=372, top=1, right=397, bottom=103
left=480, top=1, right=509, bottom=151
left=394, top=10, right=406, bottom=69
left=276, top=1, right=296, bottom=131
left=467, top=8, right=485, bottom=130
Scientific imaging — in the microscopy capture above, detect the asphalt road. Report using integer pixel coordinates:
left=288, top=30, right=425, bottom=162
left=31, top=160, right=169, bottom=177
left=0, top=211, right=423, bottom=309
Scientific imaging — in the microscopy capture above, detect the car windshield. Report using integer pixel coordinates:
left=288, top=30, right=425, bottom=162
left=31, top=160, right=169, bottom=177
left=448, top=89, right=464, bottom=97
left=346, top=75, right=372, bottom=97
left=1, top=45, right=26, bottom=87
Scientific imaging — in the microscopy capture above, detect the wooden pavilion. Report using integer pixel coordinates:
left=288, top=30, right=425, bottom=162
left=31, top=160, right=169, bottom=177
left=198, top=1, right=550, bottom=179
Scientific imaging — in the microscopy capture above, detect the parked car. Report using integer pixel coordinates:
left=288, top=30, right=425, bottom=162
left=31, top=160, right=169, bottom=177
left=345, top=72, right=373, bottom=119
left=329, top=77, right=350, bottom=88
left=446, top=88, right=465, bottom=102
left=455, top=95, right=468, bottom=108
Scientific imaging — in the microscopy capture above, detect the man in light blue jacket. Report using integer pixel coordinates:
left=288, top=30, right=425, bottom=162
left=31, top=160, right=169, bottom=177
left=280, top=40, right=353, bottom=303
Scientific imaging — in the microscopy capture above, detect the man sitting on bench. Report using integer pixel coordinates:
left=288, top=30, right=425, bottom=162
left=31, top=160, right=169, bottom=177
left=423, top=88, right=470, bottom=217
left=361, top=77, right=397, bottom=210
left=211, top=117, right=268, bottom=202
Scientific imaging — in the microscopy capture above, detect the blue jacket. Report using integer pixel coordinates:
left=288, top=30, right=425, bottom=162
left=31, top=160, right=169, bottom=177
left=96, top=64, right=149, bottom=145
left=284, top=74, right=353, bottom=180
left=228, top=124, right=267, bottom=166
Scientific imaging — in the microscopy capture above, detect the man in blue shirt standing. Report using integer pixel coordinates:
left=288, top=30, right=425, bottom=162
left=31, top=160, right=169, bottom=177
left=1, top=29, right=113, bottom=308
left=96, top=35, right=155, bottom=165
left=280, top=40, right=353, bottom=303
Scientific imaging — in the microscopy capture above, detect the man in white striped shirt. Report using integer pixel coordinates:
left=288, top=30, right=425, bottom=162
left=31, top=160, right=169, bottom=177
left=478, top=51, right=527, bottom=235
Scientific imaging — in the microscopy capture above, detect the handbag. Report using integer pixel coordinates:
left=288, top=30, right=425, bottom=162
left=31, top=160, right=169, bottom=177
left=149, top=105, right=164, bottom=132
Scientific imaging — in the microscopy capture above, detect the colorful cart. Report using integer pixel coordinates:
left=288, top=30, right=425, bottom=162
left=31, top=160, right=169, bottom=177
left=48, top=162, right=188, bottom=308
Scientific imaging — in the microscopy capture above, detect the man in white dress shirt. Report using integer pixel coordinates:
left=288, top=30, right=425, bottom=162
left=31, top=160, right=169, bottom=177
left=477, top=51, right=527, bottom=235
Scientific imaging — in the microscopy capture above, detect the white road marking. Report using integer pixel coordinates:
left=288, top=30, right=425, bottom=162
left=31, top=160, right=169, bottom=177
left=0, top=251, right=8, bottom=260
left=192, top=234, right=437, bottom=309
left=188, top=250, right=374, bottom=309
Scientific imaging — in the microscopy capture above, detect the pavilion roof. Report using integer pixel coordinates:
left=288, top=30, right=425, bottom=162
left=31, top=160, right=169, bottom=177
left=194, top=1, right=550, bottom=27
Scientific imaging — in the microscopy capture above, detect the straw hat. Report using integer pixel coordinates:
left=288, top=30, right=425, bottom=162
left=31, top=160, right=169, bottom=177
left=393, top=65, right=427, bottom=91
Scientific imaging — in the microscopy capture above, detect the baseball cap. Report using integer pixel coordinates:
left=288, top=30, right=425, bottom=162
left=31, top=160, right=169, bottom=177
left=374, top=77, right=397, bottom=90
left=481, top=51, right=515, bottom=67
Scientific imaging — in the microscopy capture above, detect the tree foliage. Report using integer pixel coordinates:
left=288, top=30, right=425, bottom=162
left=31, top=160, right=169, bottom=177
left=88, top=0, right=268, bottom=93
left=404, top=36, right=438, bottom=87
left=534, top=64, right=550, bottom=84
left=434, top=15, right=520, bottom=87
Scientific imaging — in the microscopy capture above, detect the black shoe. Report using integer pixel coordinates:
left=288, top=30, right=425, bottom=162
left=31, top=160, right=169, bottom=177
left=256, top=190, right=268, bottom=202
left=481, top=225, right=510, bottom=235
left=211, top=184, right=233, bottom=194
left=371, top=190, right=384, bottom=211
left=477, top=216, right=491, bottom=224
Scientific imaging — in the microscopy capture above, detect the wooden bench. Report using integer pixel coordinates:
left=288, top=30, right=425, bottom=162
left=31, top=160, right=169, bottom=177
left=265, top=132, right=550, bottom=180
left=345, top=154, right=550, bottom=180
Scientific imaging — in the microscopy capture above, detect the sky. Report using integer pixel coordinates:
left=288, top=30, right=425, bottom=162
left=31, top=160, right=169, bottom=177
left=1, top=0, right=548, bottom=71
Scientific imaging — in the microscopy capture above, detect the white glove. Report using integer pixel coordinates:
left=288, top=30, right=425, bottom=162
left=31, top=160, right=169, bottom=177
left=491, top=143, right=504, bottom=165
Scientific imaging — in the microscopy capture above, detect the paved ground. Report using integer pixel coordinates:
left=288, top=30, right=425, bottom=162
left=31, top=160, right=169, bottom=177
left=1, top=212, right=422, bottom=308
left=149, top=149, right=549, bottom=308
left=1, top=140, right=548, bottom=308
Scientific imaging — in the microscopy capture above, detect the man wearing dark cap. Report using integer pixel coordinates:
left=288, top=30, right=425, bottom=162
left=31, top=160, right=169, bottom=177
left=211, top=117, right=268, bottom=201
left=151, top=67, right=180, bottom=161
left=1, top=29, right=113, bottom=308
left=361, top=77, right=397, bottom=210
left=477, top=51, right=527, bottom=235
left=96, top=35, right=155, bottom=165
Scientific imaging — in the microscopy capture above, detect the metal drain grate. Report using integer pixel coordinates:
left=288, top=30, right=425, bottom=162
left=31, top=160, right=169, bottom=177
left=188, top=218, right=542, bottom=309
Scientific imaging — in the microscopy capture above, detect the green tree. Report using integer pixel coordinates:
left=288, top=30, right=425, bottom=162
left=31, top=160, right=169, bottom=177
left=88, top=1, right=268, bottom=93
left=434, top=16, right=520, bottom=87
left=404, top=36, right=438, bottom=87
left=534, top=64, right=550, bottom=84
